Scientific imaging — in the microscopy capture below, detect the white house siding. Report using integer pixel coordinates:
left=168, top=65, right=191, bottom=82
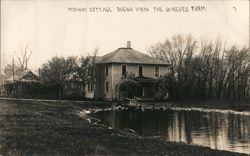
left=85, top=82, right=95, bottom=99
left=102, top=64, right=111, bottom=99
left=104, top=63, right=169, bottom=100
left=85, top=63, right=169, bottom=100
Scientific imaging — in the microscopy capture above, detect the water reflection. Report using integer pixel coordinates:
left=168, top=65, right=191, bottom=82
left=91, top=109, right=250, bottom=154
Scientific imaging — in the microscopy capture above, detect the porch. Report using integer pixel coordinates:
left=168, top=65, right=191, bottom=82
left=117, top=76, right=160, bottom=100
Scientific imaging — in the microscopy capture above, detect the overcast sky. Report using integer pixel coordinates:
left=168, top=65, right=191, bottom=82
left=1, top=0, right=249, bottom=70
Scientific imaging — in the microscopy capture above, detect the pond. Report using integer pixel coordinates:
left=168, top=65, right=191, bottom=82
left=90, top=108, right=250, bottom=154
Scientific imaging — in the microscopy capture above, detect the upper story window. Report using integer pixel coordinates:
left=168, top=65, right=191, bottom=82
left=155, top=66, right=159, bottom=77
left=88, top=69, right=90, bottom=76
left=138, top=66, right=143, bottom=77
left=122, top=65, right=127, bottom=77
left=106, top=82, right=109, bottom=92
left=88, top=68, right=93, bottom=76
left=105, top=65, right=108, bottom=76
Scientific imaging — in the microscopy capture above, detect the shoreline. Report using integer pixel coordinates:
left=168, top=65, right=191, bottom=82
left=0, top=97, right=249, bottom=112
left=0, top=98, right=249, bottom=155
left=155, top=99, right=250, bottom=111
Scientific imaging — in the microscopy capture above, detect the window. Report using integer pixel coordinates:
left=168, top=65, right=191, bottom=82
left=139, top=66, right=143, bottom=77
left=88, top=68, right=94, bottom=76
left=90, top=82, right=93, bottom=92
left=88, top=82, right=94, bottom=92
left=87, top=69, right=90, bottom=75
left=115, top=85, right=118, bottom=93
left=106, top=82, right=109, bottom=92
left=88, top=82, right=90, bottom=92
left=155, top=66, right=159, bottom=77
left=91, top=68, right=94, bottom=76
left=122, top=65, right=127, bottom=77
left=105, top=65, right=108, bottom=76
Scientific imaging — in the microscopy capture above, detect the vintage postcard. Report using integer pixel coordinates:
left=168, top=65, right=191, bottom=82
left=0, top=0, right=249, bottom=155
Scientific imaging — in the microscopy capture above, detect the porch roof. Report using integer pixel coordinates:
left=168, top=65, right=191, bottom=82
left=133, top=76, right=158, bottom=83
left=120, top=79, right=140, bottom=86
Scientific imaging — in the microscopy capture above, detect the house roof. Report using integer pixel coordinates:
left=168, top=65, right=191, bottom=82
left=95, top=56, right=102, bottom=63
left=6, top=69, right=40, bottom=83
left=97, top=47, right=168, bottom=65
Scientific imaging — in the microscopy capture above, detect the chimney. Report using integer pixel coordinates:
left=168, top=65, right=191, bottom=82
left=127, top=41, right=131, bottom=48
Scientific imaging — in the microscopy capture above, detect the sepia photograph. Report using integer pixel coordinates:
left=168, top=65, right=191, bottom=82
left=0, top=0, right=250, bottom=155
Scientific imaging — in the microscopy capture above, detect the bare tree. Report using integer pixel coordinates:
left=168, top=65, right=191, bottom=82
left=14, top=46, right=32, bottom=70
left=148, top=34, right=250, bottom=100
left=149, top=34, right=197, bottom=100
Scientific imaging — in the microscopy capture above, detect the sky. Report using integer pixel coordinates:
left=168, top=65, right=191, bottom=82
left=1, top=0, right=249, bottom=70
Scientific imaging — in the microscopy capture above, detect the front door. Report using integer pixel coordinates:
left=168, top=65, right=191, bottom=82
left=143, top=85, right=154, bottom=98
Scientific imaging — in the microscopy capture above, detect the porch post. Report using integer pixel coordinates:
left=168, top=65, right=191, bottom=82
left=142, top=86, right=144, bottom=97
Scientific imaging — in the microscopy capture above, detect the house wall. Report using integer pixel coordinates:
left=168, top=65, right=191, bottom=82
left=109, top=63, right=169, bottom=100
left=85, top=83, right=94, bottom=98
left=91, top=63, right=169, bottom=100
left=85, top=64, right=105, bottom=99
left=104, top=64, right=113, bottom=99
left=94, top=64, right=105, bottom=99
left=93, top=64, right=109, bottom=99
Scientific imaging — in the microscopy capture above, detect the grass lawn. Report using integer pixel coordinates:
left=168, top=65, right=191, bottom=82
left=0, top=99, right=247, bottom=156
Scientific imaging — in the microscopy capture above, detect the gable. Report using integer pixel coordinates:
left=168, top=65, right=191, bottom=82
left=21, top=72, right=39, bottom=81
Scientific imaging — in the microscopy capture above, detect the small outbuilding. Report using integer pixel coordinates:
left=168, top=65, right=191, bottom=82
left=4, top=70, right=43, bottom=97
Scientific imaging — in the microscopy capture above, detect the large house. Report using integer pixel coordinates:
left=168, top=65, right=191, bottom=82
left=85, top=41, right=170, bottom=100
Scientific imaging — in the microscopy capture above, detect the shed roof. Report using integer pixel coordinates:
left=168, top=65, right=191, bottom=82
left=97, top=47, right=168, bottom=65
